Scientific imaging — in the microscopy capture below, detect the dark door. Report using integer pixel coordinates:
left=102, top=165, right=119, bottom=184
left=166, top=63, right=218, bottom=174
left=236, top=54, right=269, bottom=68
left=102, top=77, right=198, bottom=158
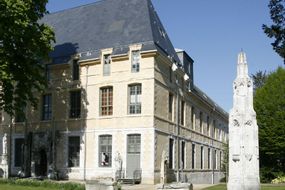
left=36, top=149, right=47, bottom=176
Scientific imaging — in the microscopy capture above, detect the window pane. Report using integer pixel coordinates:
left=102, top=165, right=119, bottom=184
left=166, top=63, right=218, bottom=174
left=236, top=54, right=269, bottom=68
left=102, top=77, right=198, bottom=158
left=127, top=134, right=141, bottom=153
left=99, top=135, right=112, bottom=167
left=72, top=60, right=79, bottom=80
left=42, top=94, right=52, bottom=120
left=131, top=51, right=140, bottom=73
left=100, top=87, right=113, bottom=116
left=14, top=138, right=24, bottom=167
left=68, top=136, right=80, bottom=167
left=128, top=84, right=142, bottom=114
left=103, top=54, right=111, bottom=76
left=70, top=91, right=81, bottom=118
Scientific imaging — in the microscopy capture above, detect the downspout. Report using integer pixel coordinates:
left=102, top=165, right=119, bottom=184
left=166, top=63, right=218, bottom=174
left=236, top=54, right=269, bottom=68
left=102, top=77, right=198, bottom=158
left=176, top=77, right=180, bottom=182
left=83, top=65, right=89, bottom=181
left=211, top=107, right=215, bottom=184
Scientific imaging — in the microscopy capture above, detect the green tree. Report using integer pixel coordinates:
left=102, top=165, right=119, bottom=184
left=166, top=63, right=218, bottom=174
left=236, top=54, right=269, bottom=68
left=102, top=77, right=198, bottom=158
left=254, top=67, right=285, bottom=182
left=0, top=0, right=55, bottom=117
left=252, top=71, right=268, bottom=92
left=263, top=0, right=285, bottom=63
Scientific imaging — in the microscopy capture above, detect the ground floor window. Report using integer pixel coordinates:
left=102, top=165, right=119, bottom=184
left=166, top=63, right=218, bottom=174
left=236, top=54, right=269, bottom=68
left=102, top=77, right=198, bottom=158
left=213, top=150, right=217, bottom=169
left=208, top=148, right=211, bottom=169
left=192, top=144, right=195, bottom=169
left=14, top=138, right=24, bottom=167
left=99, top=135, right=112, bottom=167
left=181, top=141, right=186, bottom=169
left=169, top=138, right=174, bottom=169
left=68, top=136, right=80, bottom=167
left=201, top=146, right=204, bottom=169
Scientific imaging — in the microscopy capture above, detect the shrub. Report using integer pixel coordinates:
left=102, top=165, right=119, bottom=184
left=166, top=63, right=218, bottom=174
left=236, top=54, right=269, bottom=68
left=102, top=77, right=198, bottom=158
left=272, top=176, right=285, bottom=184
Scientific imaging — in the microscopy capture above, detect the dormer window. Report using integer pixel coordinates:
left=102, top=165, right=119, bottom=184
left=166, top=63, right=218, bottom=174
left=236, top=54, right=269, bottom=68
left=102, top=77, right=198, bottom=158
left=103, top=54, right=111, bottom=76
left=72, top=60, right=79, bottom=81
left=131, top=51, right=140, bottom=72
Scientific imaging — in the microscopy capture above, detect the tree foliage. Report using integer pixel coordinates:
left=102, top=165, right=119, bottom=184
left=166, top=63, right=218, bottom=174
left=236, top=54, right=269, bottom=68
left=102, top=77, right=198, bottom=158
left=251, top=70, right=268, bottom=92
left=0, top=0, right=55, bottom=116
left=263, top=0, right=285, bottom=63
left=254, top=67, right=285, bottom=181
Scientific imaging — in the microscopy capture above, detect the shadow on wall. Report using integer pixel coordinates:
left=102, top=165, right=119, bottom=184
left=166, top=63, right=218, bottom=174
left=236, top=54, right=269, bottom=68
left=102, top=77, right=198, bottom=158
left=11, top=41, right=90, bottom=180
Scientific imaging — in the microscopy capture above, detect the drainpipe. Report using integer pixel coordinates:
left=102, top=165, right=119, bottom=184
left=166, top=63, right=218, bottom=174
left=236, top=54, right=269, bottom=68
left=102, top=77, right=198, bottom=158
left=176, top=77, right=180, bottom=182
left=83, top=65, right=89, bottom=181
left=211, top=107, right=215, bottom=184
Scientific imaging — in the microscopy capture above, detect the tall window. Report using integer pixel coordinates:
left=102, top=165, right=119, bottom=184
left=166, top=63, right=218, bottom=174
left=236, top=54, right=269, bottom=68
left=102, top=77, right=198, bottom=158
left=181, top=141, right=186, bottom=169
left=99, top=135, right=112, bottom=167
left=213, top=150, right=217, bottom=169
left=207, top=116, right=210, bottom=136
left=70, top=90, right=81, bottom=118
left=14, top=138, right=24, bottom=167
left=191, top=107, right=195, bottom=130
left=72, top=60, right=79, bottom=80
left=180, top=101, right=185, bottom=125
left=169, top=138, right=174, bottom=169
left=68, top=136, right=80, bottom=167
left=103, top=54, right=111, bottom=76
left=100, top=87, right=113, bottom=116
left=213, top=120, right=216, bottom=138
left=129, top=84, right=141, bottom=114
left=131, top=51, right=140, bottom=72
left=199, top=112, right=203, bottom=133
left=42, top=94, right=52, bottom=120
left=220, top=151, right=222, bottom=170
left=168, top=93, right=173, bottom=121
left=201, top=146, right=204, bottom=169
left=192, top=144, right=195, bottom=169
left=208, top=148, right=211, bottom=169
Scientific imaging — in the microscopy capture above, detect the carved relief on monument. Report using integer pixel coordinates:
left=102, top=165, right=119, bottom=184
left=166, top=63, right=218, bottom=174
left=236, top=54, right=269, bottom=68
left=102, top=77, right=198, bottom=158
left=245, top=120, right=252, bottom=126
left=247, top=79, right=252, bottom=88
left=245, top=154, right=253, bottom=161
left=233, top=119, right=240, bottom=127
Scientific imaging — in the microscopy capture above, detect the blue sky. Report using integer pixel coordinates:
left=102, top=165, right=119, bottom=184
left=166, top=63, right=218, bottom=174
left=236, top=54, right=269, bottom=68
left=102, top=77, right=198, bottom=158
left=47, top=0, right=283, bottom=112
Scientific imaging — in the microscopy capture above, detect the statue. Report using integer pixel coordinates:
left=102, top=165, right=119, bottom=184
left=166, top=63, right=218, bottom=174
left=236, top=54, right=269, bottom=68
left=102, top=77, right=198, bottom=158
left=160, top=150, right=168, bottom=184
left=114, top=152, right=122, bottom=171
left=1, top=133, right=7, bottom=165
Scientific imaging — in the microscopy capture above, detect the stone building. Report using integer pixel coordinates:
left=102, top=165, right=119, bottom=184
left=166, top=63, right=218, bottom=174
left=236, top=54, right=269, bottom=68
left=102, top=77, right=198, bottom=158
left=0, top=0, right=228, bottom=184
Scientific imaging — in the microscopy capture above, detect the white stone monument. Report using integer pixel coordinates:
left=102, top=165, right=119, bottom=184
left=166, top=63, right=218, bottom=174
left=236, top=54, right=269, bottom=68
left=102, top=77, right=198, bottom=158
left=227, top=52, right=260, bottom=190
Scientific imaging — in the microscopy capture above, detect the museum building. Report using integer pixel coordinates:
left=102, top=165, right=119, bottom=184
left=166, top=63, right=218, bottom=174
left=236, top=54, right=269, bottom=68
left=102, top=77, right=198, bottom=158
left=0, top=0, right=228, bottom=184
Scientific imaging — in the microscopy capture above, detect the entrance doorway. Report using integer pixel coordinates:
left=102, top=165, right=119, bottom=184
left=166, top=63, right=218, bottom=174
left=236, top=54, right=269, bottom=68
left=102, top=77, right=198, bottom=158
left=126, top=134, right=141, bottom=179
left=35, top=149, right=47, bottom=176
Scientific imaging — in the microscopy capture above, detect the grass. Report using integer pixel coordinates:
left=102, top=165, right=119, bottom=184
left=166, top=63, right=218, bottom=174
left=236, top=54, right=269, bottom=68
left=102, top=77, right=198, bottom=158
left=0, top=178, right=85, bottom=190
left=0, top=184, right=59, bottom=190
left=203, top=184, right=285, bottom=190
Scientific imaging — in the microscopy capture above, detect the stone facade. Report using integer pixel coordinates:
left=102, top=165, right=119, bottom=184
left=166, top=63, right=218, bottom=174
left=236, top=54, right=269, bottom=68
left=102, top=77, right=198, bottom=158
left=0, top=0, right=228, bottom=184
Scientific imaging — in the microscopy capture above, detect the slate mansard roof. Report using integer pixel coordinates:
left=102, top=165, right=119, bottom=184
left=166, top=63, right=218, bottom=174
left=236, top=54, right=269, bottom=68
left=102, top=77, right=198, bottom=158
left=42, top=0, right=180, bottom=64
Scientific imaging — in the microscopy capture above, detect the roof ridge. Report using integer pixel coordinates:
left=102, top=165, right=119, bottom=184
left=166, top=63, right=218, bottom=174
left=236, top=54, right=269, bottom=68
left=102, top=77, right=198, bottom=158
left=48, top=0, right=104, bottom=15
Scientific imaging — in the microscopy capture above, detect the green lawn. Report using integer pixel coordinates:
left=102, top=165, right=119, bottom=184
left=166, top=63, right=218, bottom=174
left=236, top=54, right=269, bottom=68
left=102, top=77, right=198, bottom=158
left=203, top=184, right=285, bottom=190
left=0, top=184, right=59, bottom=190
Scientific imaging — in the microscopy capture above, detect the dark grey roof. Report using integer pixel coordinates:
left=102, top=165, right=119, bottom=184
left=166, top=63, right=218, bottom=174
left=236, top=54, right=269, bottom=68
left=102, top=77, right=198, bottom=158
left=41, top=0, right=180, bottom=64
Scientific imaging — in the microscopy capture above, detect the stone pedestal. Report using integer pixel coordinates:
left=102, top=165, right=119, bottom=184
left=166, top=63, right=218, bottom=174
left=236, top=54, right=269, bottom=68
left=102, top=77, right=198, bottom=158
left=156, top=183, right=193, bottom=190
left=86, top=180, right=120, bottom=190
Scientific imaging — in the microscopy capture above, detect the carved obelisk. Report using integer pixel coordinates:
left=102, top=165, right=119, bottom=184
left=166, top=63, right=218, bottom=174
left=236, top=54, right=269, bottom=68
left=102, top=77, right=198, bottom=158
left=227, top=52, right=260, bottom=190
